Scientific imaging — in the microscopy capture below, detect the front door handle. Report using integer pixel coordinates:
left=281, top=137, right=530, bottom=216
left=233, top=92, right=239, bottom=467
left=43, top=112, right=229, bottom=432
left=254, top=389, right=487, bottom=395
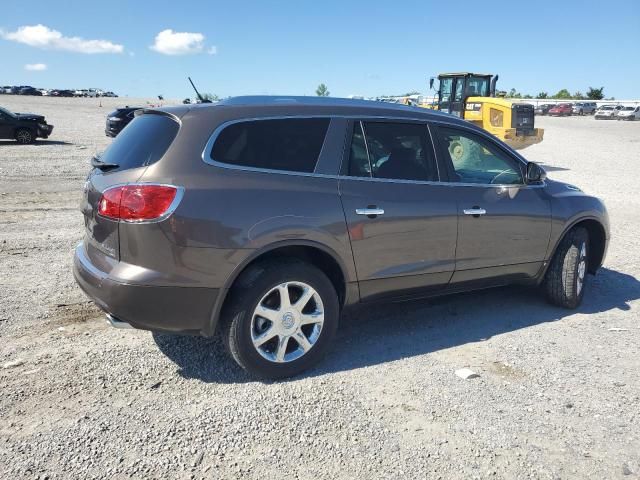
left=463, top=207, right=487, bottom=216
left=356, top=207, right=385, bottom=217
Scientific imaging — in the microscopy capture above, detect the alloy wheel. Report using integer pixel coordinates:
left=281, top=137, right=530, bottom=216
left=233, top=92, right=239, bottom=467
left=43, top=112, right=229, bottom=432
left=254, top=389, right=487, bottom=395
left=16, top=130, right=32, bottom=144
left=250, top=281, right=324, bottom=363
left=576, top=242, right=587, bottom=295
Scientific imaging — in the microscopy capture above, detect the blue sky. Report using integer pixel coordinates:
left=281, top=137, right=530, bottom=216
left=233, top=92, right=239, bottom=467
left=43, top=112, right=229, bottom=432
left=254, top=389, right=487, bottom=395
left=1, top=0, right=639, bottom=99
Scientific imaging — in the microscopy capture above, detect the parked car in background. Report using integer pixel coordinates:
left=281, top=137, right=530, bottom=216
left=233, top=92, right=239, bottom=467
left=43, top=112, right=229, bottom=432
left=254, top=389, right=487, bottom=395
left=39, top=89, right=50, bottom=96
left=86, top=88, right=103, bottom=98
left=595, top=105, right=620, bottom=120
left=51, top=89, right=75, bottom=97
left=102, top=91, right=118, bottom=98
left=617, top=105, right=640, bottom=121
left=74, top=96, right=609, bottom=379
left=534, top=104, right=554, bottom=115
left=105, top=106, right=141, bottom=137
left=549, top=103, right=573, bottom=116
left=572, top=102, right=597, bottom=115
left=0, top=106, right=54, bottom=143
left=18, top=87, right=42, bottom=96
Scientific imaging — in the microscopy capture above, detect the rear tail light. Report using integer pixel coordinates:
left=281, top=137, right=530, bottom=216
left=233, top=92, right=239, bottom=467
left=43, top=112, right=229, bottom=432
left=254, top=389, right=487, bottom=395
left=98, top=184, right=182, bottom=222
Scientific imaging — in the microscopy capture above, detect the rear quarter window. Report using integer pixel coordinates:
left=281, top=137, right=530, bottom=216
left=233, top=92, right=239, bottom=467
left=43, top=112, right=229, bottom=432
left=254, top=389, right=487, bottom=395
left=99, top=114, right=179, bottom=171
left=211, top=118, right=330, bottom=173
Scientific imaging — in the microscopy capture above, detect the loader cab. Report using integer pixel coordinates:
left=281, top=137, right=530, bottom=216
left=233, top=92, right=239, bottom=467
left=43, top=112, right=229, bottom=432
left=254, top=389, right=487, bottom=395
left=435, top=73, right=495, bottom=117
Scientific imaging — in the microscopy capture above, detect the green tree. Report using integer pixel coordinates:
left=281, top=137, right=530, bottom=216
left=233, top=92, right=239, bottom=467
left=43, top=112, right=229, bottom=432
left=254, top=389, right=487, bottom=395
left=200, top=93, right=219, bottom=102
left=316, top=83, right=330, bottom=97
left=507, top=88, right=522, bottom=98
left=404, top=90, right=421, bottom=96
left=573, top=91, right=585, bottom=100
left=553, top=89, right=572, bottom=99
left=586, top=86, right=605, bottom=100
left=523, top=94, right=533, bottom=99
left=536, top=91, right=548, bottom=99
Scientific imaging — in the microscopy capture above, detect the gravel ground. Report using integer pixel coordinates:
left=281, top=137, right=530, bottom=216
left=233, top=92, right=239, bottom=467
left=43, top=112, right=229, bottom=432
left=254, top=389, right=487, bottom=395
left=1, top=96, right=639, bottom=479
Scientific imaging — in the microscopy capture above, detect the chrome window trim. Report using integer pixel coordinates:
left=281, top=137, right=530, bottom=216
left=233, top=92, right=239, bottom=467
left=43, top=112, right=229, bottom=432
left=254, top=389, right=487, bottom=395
left=200, top=114, right=545, bottom=189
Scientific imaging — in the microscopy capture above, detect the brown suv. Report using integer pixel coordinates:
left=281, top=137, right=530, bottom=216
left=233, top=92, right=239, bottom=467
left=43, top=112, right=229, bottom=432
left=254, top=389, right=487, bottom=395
left=73, top=97, right=609, bottom=379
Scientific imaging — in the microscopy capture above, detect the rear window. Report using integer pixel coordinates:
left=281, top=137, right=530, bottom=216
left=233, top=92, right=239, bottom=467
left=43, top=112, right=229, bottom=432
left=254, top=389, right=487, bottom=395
left=99, top=114, right=179, bottom=171
left=211, top=118, right=330, bottom=173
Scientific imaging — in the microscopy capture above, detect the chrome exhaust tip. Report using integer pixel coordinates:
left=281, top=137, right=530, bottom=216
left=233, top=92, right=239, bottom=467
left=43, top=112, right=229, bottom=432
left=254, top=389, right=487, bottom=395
left=106, top=314, right=134, bottom=330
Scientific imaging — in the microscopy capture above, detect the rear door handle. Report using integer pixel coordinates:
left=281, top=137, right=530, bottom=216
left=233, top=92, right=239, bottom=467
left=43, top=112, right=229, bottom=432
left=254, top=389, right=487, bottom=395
left=463, top=207, right=487, bottom=216
left=356, top=207, right=385, bottom=217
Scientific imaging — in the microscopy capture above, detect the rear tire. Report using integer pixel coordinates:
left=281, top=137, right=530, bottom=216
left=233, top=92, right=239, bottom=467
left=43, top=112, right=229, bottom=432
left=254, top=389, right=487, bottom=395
left=543, top=227, right=589, bottom=309
left=15, top=128, right=34, bottom=144
left=221, top=259, right=339, bottom=379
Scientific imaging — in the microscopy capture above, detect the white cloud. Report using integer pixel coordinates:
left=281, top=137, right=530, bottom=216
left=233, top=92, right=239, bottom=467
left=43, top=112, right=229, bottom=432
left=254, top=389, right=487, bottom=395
left=150, top=29, right=215, bottom=55
left=1, top=24, right=123, bottom=54
left=25, top=63, right=47, bottom=71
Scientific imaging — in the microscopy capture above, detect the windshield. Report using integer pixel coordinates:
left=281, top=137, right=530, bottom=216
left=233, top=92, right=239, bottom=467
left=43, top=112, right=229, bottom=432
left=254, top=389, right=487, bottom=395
left=0, top=106, right=17, bottom=118
left=600, top=106, right=614, bottom=110
left=622, top=106, right=634, bottom=111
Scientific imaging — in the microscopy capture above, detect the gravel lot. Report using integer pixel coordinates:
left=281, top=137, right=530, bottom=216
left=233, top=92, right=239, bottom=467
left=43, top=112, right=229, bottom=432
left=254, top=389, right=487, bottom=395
left=1, top=96, right=639, bottom=479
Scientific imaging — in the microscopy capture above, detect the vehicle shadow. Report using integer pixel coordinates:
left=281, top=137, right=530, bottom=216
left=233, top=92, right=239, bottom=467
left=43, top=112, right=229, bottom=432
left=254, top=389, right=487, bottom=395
left=153, top=267, right=639, bottom=384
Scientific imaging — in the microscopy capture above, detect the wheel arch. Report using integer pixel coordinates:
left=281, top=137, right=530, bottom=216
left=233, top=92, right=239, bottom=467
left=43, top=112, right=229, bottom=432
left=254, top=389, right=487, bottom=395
left=542, top=217, right=607, bottom=281
left=15, top=125, right=35, bottom=140
left=205, top=240, right=353, bottom=336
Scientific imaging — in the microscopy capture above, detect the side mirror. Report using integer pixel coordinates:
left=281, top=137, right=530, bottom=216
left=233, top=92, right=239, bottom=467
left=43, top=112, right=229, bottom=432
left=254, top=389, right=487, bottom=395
left=526, top=162, right=547, bottom=184
left=429, top=77, right=435, bottom=90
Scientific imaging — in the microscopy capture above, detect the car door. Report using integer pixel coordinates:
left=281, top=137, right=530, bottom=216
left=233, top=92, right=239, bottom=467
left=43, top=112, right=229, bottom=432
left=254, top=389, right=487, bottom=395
left=431, top=124, right=552, bottom=284
left=0, top=111, right=13, bottom=138
left=339, top=120, right=458, bottom=301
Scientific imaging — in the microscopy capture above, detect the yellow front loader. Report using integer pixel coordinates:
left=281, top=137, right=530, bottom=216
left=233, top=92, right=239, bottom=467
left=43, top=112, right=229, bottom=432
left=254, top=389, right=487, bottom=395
left=428, top=72, right=543, bottom=150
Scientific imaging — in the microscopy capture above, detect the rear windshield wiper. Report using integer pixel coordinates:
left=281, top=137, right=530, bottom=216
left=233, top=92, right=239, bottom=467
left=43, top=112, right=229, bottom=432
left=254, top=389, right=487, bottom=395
left=91, top=155, right=119, bottom=171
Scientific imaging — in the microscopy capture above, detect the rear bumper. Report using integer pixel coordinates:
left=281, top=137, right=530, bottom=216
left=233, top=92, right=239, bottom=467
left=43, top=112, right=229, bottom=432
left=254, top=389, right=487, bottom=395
left=73, top=242, right=218, bottom=336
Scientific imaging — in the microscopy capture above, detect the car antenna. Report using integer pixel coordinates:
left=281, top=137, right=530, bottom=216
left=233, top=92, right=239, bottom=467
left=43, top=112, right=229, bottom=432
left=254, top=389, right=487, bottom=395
left=188, top=77, right=211, bottom=103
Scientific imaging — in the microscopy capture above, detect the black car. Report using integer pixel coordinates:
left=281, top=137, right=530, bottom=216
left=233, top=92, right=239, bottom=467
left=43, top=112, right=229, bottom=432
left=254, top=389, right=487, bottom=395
left=50, top=89, right=74, bottom=97
left=18, top=87, right=42, bottom=96
left=0, top=106, right=54, bottom=143
left=105, top=107, right=140, bottom=137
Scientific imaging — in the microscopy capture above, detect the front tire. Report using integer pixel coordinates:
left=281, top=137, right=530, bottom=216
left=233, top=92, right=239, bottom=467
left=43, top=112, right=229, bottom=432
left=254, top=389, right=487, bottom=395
left=544, top=227, right=589, bottom=308
left=15, top=128, right=34, bottom=144
left=221, top=259, right=339, bottom=379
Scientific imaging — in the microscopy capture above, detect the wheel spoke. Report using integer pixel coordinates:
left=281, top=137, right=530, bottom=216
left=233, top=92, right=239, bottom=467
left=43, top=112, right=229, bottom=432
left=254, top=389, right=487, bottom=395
left=252, top=327, right=277, bottom=348
left=255, top=304, right=279, bottom=322
left=278, top=284, right=291, bottom=310
left=275, top=335, right=289, bottom=362
left=294, top=287, right=315, bottom=311
left=300, top=311, right=323, bottom=325
left=294, top=331, right=312, bottom=352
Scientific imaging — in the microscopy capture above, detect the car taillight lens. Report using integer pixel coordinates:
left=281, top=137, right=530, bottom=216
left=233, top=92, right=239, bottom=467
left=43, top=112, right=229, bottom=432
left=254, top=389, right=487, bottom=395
left=98, top=184, right=180, bottom=222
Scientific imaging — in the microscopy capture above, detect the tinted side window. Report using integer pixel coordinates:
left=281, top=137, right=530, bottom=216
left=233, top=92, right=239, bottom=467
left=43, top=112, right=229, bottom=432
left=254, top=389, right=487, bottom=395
left=212, top=118, right=330, bottom=173
left=362, top=122, right=438, bottom=182
left=99, top=114, right=179, bottom=172
left=436, top=127, right=523, bottom=185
